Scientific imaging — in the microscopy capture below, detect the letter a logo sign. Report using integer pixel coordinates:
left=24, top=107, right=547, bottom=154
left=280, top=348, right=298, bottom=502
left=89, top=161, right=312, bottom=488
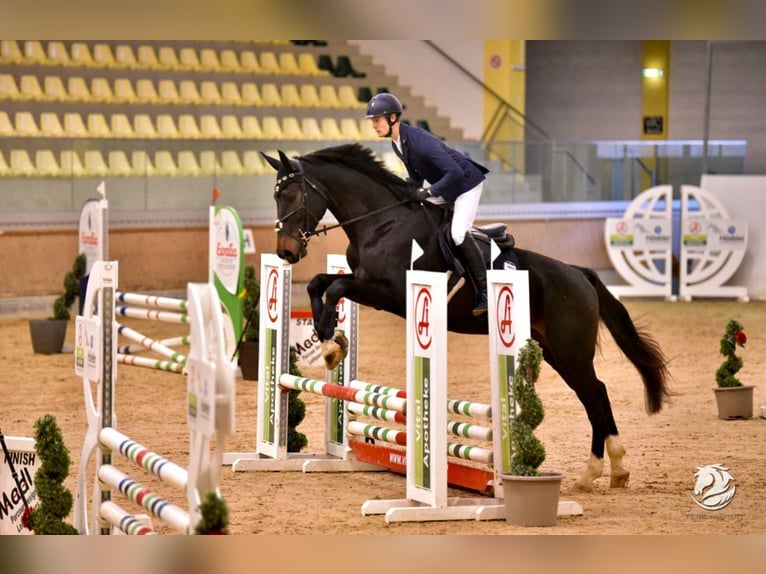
left=415, top=287, right=432, bottom=350
left=267, top=268, right=279, bottom=323
left=497, top=285, right=515, bottom=349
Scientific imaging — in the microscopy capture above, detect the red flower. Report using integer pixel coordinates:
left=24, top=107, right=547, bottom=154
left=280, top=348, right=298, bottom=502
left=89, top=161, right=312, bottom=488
left=21, top=506, right=33, bottom=531
left=735, top=331, right=747, bottom=347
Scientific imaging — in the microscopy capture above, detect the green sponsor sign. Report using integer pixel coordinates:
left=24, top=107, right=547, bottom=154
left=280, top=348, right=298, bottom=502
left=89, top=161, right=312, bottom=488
left=414, top=356, right=431, bottom=490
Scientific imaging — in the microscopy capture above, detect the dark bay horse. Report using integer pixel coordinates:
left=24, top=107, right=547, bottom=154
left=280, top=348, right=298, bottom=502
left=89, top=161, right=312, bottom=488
left=262, top=143, right=671, bottom=492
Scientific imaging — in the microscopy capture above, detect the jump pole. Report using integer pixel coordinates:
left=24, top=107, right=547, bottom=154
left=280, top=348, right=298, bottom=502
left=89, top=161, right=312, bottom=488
left=72, top=261, right=236, bottom=534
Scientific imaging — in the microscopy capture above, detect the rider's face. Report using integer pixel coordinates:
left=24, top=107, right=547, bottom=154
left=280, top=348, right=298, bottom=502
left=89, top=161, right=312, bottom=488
left=370, top=115, right=390, bottom=138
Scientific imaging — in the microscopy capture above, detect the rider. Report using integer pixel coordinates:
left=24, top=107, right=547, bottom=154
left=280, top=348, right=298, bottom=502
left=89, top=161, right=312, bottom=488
left=365, top=92, right=490, bottom=316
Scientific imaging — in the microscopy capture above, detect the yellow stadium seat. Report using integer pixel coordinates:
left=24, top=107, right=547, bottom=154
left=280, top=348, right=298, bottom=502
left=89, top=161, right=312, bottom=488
left=278, top=52, right=301, bottom=75
left=220, top=150, right=245, bottom=175
left=199, top=150, right=221, bottom=174
left=282, top=116, right=304, bottom=139
left=239, top=51, right=261, bottom=73
left=46, top=41, right=70, bottom=65
left=319, top=85, right=341, bottom=108
left=199, top=81, right=222, bottom=105
left=19, top=75, right=44, bottom=100
left=157, top=46, right=180, bottom=69
left=241, top=116, right=264, bottom=139
left=70, top=42, right=94, bottom=66
left=358, top=118, right=378, bottom=140
left=115, top=45, right=138, bottom=68
left=300, top=117, right=323, bottom=140
left=35, top=150, right=61, bottom=176
left=113, top=78, right=138, bottom=102
left=60, top=150, right=86, bottom=177
left=320, top=117, right=343, bottom=140
left=258, top=51, right=280, bottom=74
left=262, top=116, right=284, bottom=139
left=64, top=113, right=88, bottom=137
left=23, top=41, right=46, bottom=64
left=136, top=78, right=160, bottom=103
left=220, top=115, right=244, bottom=138
left=0, top=150, right=9, bottom=176
left=200, top=115, right=223, bottom=138
left=133, top=114, right=157, bottom=138
left=0, top=74, right=20, bottom=100
left=0, top=112, right=13, bottom=136
left=177, top=150, right=202, bottom=175
left=15, top=112, right=40, bottom=136
left=157, top=79, right=181, bottom=104
left=84, top=150, right=109, bottom=176
left=67, top=77, right=90, bottom=101
left=340, top=117, right=362, bottom=140
left=240, top=82, right=262, bottom=106
left=40, top=112, right=65, bottom=137
left=179, top=47, right=201, bottom=70
left=242, top=150, right=266, bottom=174
left=219, top=50, right=240, bottom=72
left=179, top=80, right=201, bottom=104
left=10, top=149, right=35, bottom=176
left=280, top=84, right=302, bottom=107
left=260, top=83, right=282, bottom=107
left=43, top=76, right=67, bottom=101
left=299, top=84, right=321, bottom=108
left=90, top=77, right=114, bottom=102
left=131, top=150, right=155, bottom=175
left=154, top=151, right=178, bottom=175
left=110, top=113, right=134, bottom=137
left=87, top=113, right=111, bottom=137
left=108, top=150, right=134, bottom=176
left=338, top=85, right=364, bottom=108
left=1, top=40, right=23, bottom=63
left=93, top=43, right=116, bottom=67
left=220, top=82, right=242, bottom=105
left=178, top=114, right=201, bottom=138
left=137, top=45, right=161, bottom=69
left=298, top=53, right=327, bottom=76
left=199, top=48, right=221, bottom=71
left=156, top=114, right=180, bottom=138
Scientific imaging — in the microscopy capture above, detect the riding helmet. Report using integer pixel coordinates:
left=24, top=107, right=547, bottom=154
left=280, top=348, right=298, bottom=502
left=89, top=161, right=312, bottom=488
left=365, top=93, right=403, bottom=119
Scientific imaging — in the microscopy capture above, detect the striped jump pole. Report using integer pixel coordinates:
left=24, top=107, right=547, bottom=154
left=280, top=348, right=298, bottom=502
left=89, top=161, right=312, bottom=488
left=73, top=261, right=237, bottom=535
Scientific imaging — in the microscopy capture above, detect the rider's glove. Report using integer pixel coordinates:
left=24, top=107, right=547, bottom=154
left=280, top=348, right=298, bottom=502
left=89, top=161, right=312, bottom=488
left=414, top=187, right=431, bottom=201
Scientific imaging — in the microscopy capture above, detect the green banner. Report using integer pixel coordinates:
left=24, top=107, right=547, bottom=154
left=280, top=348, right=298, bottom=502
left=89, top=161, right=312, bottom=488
left=260, top=328, right=277, bottom=444
left=414, top=356, right=431, bottom=490
left=497, top=354, right=516, bottom=473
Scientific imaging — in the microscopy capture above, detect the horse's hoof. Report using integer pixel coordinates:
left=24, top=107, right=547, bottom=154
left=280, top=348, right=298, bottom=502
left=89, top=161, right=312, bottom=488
left=321, top=338, right=345, bottom=370
left=610, top=471, right=630, bottom=488
left=571, top=479, right=594, bottom=493
left=333, top=331, right=349, bottom=357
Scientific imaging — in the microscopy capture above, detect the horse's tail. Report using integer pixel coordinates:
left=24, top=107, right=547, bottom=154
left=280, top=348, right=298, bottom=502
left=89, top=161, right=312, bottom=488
left=578, top=266, right=671, bottom=414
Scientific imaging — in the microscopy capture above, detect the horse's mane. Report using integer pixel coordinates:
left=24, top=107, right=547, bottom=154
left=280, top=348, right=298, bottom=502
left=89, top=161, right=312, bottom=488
left=300, top=143, right=414, bottom=201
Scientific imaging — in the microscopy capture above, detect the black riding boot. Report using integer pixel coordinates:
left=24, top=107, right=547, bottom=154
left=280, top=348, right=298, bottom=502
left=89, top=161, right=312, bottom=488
left=458, top=234, right=488, bottom=316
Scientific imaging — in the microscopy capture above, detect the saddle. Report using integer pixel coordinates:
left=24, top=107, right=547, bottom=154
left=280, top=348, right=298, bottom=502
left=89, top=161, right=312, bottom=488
left=436, top=216, right=519, bottom=278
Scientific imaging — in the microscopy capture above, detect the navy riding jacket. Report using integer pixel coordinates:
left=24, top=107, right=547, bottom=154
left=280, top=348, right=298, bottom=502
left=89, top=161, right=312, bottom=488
left=393, top=122, right=489, bottom=202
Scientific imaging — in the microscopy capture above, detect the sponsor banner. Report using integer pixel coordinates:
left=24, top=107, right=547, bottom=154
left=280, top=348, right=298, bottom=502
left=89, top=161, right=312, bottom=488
left=606, top=218, right=672, bottom=250
left=0, top=437, right=40, bottom=535
left=74, top=316, right=101, bottom=381
left=682, top=218, right=748, bottom=252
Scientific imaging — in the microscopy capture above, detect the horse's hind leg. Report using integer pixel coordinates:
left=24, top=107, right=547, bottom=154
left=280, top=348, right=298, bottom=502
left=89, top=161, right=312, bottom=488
left=606, top=435, right=629, bottom=488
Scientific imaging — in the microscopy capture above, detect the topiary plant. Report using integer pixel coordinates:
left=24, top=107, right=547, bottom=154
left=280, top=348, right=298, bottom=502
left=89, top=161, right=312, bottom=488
left=510, top=339, right=546, bottom=477
left=716, top=319, right=747, bottom=388
left=27, top=414, right=79, bottom=534
left=287, top=346, right=308, bottom=453
left=52, top=253, right=86, bottom=320
left=241, top=264, right=260, bottom=343
left=194, top=491, right=230, bottom=534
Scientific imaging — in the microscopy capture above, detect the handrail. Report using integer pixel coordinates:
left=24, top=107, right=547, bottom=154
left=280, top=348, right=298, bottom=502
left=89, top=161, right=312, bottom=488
left=422, top=41, right=552, bottom=142
left=555, top=146, right=597, bottom=186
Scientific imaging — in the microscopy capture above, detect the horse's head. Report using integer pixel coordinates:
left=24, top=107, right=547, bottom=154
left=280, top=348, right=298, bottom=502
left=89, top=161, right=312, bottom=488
left=262, top=150, right=329, bottom=264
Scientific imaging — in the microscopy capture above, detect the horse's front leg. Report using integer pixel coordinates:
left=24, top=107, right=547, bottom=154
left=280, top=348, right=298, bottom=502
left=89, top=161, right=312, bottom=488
left=306, top=273, right=344, bottom=339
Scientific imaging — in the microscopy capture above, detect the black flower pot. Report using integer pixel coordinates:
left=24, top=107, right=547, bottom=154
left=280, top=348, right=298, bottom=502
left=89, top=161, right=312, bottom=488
left=29, top=319, right=68, bottom=354
left=238, top=340, right=259, bottom=380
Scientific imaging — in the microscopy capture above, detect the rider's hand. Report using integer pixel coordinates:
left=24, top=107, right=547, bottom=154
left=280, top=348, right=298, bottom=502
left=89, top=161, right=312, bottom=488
left=414, top=187, right=431, bottom=201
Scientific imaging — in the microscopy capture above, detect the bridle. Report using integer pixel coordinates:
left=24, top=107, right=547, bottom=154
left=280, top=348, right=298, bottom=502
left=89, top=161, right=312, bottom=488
left=273, top=159, right=414, bottom=247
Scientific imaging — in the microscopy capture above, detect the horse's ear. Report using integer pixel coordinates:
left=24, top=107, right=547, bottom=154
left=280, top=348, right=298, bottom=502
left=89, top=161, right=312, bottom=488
left=261, top=151, right=281, bottom=172
left=277, top=149, right=294, bottom=170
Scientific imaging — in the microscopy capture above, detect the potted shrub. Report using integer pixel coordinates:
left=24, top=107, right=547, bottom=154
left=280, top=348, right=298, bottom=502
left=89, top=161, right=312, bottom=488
left=713, top=319, right=753, bottom=420
left=237, top=264, right=260, bottom=380
left=194, top=491, right=230, bottom=534
left=29, top=253, right=86, bottom=354
left=499, top=338, right=565, bottom=527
